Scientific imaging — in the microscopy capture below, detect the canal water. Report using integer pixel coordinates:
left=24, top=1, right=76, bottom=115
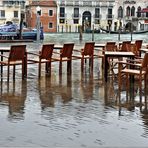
left=0, top=33, right=148, bottom=147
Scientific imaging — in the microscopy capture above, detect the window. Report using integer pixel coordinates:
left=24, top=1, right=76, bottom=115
left=95, top=8, right=100, bottom=18
left=118, top=6, right=123, bottom=18
left=49, top=22, right=53, bottom=28
left=49, top=10, right=53, bottom=16
left=126, top=6, right=130, bottom=16
left=60, top=7, right=65, bottom=17
left=14, top=11, right=18, bottom=17
left=137, top=6, right=141, bottom=17
left=108, top=8, right=112, bottom=18
left=131, top=6, right=135, bottom=16
left=74, top=8, right=79, bottom=17
left=94, top=19, right=100, bottom=24
left=0, top=10, right=5, bottom=17
left=60, top=19, right=65, bottom=24
left=73, top=19, right=79, bottom=24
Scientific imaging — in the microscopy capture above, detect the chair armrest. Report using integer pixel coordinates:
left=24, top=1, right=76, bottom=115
left=118, top=61, right=142, bottom=67
left=0, top=54, right=9, bottom=58
left=27, top=52, right=40, bottom=56
left=53, top=51, right=60, bottom=54
left=126, top=58, right=142, bottom=63
left=73, top=49, right=81, bottom=52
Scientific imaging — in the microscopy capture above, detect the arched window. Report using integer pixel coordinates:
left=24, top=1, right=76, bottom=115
left=131, top=6, right=135, bottom=16
left=126, top=6, right=130, bottom=16
left=118, top=6, right=123, bottom=18
left=137, top=6, right=141, bottom=17
left=146, top=6, right=148, bottom=17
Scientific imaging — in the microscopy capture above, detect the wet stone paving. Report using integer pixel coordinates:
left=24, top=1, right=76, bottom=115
left=0, top=33, right=148, bottom=147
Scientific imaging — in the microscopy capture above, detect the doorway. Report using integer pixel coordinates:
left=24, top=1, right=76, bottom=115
left=82, top=11, right=91, bottom=32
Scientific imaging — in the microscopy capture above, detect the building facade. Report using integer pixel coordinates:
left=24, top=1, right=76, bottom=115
left=0, top=0, right=148, bottom=33
left=0, top=0, right=25, bottom=25
left=26, top=0, right=57, bottom=33
left=57, top=0, right=148, bottom=32
left=56, top=0, right=116, bottom=33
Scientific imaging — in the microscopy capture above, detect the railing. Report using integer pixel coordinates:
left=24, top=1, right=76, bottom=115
left=107, top=14, right=114, bottom=19
left=59, top=13, right=67, bottom=19
left=93, top=14, right=102, bottom=19
left=72, top=14, right=81, bottom=19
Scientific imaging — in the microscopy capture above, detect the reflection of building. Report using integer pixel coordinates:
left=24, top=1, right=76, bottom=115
left=0, top=0, right=25, bottom=25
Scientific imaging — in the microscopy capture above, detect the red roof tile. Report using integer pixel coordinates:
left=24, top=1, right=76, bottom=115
left=31, top=0, right=57, bottom=7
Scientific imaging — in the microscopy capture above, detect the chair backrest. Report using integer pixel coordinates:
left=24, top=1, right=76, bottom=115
left=121, top=41, right=131, bottom=51
left=142, top=52, right=148, bottom=69
left=9, top=45, right=26, bottom=61
left=105, top=42, right=116, bottom=51
left=40, top=44, right=54, bottom=59
left=60, top=43, right=74, bottom=58
left=135, top=40, right=143, bottom=50
left=83, top=42, right=95, bottom=56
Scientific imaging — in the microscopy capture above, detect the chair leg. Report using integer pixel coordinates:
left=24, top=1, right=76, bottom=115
left=39, top=62, right=41, bottom=78
left=7, top=65, right=10, bottom=82
left=81, top=57, right=84, bottom=71
left=47, top=62, right=51, bottom=75
left=22, top=62, right=25, bottom=79
left=118, top=63, right=121, bottom=91
left=67, top=60, right=71, bottom=74
left=59, top=61, right=62, bottom=74
left=139, top=75, right=142, bottom=95
left=13, top=65, right=16, bottom=80
left=126, top=73, right=129, bottom=91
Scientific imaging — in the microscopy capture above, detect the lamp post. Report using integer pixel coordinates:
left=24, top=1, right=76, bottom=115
left=36, top=6, right=41, bottom=41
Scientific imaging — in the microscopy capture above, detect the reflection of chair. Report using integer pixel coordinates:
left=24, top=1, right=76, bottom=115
left=0, top=80, right=27, bottom=119
left=118, top=53, right=148, bottom=92
left=27, top=44, right=54, bottom=77
left=52, top=43, right=74, bottom=74
left=73, top=42, right=95, bottom=71
left=0, top=45, right=27, bottom=81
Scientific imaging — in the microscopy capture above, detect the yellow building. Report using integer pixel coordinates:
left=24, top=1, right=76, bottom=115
left=0, top=0, right=25, bottom=25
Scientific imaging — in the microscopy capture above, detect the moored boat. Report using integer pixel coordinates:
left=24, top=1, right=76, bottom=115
left=100, top=28, right=148, bottom=34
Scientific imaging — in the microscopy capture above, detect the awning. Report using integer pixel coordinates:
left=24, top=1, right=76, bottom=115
left=139, top=8, right=148, bottom=13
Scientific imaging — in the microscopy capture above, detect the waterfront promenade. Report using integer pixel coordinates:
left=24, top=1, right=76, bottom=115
left=0, top=33, right=148, bottom=147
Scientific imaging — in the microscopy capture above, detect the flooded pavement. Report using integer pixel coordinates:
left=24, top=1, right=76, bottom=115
left=0, top=33, right=148, bottom=147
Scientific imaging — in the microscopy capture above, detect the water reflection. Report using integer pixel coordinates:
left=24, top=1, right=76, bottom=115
left=0, top=80, right=27, bottom=120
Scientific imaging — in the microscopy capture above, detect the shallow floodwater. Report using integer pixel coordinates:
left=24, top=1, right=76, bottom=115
left=0, top=33, right=148, bottom=147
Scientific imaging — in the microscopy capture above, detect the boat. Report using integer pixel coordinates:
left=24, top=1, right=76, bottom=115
left=0, top=22, right=44, bottom=40
left=100, top=28, right=148, bottom=34
left=110, top=30, right=148, bottom=34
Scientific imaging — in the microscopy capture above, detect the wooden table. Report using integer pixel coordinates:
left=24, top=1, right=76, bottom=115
left=104, top=51, right=135, bottom=82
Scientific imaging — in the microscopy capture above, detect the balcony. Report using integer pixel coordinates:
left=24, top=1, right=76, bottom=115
left=138, top=16, right=148, bottom=20
left=12, top=17, right=19, bottom=22
left=107, top=14, right=114, bottom=20
left=72, top=14, right=81, bottom=19
left=94, top=14, right=102, bottom=19
left=59, top=13, right=67, bottom=19
left=83, top=1, right=92, bottom=7
left=0, top=17, right=6, bottom=20
left=125, top=16, right=132, bottom=21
